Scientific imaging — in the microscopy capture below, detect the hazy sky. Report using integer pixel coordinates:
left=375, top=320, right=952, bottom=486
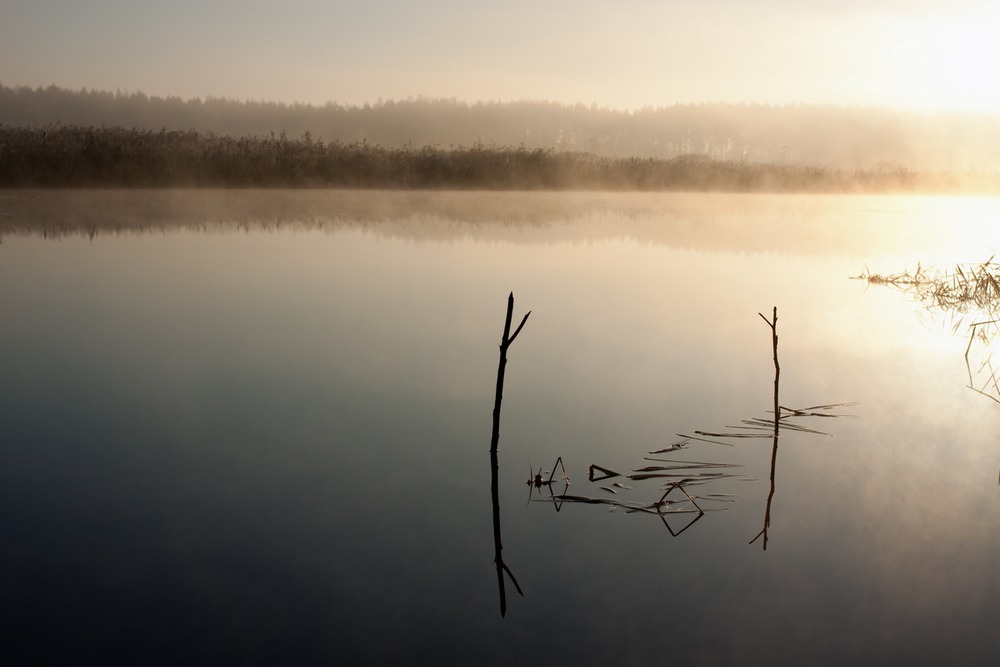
left=2, top=0, right=998, bottom=112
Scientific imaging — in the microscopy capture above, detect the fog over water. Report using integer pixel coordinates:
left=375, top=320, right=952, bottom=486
left=3, top=189, right=996, bottom=258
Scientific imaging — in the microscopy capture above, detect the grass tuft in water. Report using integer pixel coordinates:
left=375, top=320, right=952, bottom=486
left=857, top=258, right=1000, bottom=403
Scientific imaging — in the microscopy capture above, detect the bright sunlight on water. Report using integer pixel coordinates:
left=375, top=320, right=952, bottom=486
left=2, top=190, right=1000, bottom=665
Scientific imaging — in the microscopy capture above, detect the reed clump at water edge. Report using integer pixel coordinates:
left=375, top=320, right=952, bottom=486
left=856, top=258, right=1000, bottom=403
left=856, top=259, right=1000, bottom=313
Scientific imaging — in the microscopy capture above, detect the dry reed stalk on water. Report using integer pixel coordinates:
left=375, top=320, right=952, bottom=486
left=537, top=308, right=853, bottom=542
left=860, top=258, right=1000, bottom=405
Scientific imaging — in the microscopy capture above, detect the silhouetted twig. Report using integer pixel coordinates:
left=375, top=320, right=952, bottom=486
left=489, top=292, right=530, bottom=617
left=750, top=307, right=780, bottom=550
left=491, top=292, right=531, bottom=454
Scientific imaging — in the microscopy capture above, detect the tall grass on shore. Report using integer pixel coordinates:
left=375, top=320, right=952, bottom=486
left=2, top=124, right=995, bottom=192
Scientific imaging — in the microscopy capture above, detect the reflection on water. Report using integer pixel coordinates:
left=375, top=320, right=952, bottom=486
left=542, top=307, right=855, bottom=548
left=858, top=259, right=1000, bottom=405
left=489, top=292, right=531, bottom=617
left=3, top=190, right=1000, bottom=663
left=524, top=456, right=570, bottom=512
left=490, top=448, right=522, bottom=618
left=6, top=189, right=1000, bottom=260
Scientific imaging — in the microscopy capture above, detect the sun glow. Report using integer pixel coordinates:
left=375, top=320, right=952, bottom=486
left=878, top=10, right=1000, bottom=113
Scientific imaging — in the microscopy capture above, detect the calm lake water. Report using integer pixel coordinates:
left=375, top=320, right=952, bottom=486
left=3, top=190, right=1000, bottom=665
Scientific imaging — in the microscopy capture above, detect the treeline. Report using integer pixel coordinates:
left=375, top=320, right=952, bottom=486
left=4, top=83, right=1000, bottom=172
left=2, top=125, right=994, bottom=193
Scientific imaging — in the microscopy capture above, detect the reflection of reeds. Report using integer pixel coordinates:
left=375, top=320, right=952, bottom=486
left=525, top=457, right=570, bottom=511
left=543, top=456, right=740, bottom=538
left=556, top=463, right=727, bottom=536
left=548, top=308, right=854, bottom=543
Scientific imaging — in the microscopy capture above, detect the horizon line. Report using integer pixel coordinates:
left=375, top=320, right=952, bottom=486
left=3, top=81, right=999, bottom=118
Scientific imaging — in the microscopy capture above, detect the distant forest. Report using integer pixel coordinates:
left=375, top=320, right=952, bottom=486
left=3, top=83, right=1000, bottom=172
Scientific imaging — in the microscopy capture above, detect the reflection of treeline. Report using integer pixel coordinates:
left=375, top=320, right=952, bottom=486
left=5, top=84, right=1000, bottom=172
left=2, top=124, right=996, bottom=192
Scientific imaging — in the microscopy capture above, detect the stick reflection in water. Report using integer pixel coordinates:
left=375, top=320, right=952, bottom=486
left=489, top=292, right=530, bottom=617
left=488, top=300, right=855, bottom=618
left=538, top=308, right=855, bottom=546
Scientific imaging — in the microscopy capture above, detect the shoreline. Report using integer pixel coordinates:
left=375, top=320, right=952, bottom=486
left=3, top=125, right=998, bottom=195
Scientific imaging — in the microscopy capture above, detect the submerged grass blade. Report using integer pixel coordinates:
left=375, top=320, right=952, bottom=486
left=628, top=471, right=736, bottom=481
left=693, top=430, right=773, bottom=438
left=639, top=459, right=743, bottom=469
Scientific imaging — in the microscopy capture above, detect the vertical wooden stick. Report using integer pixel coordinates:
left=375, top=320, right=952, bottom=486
left=491, top=292, right=530, bottom=453
left=489, top=292, right=529, bottom=616
left=751, top=307, right=779, bottom=550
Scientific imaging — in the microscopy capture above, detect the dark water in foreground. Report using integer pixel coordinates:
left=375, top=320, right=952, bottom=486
left=2, top=190, right=1000, bottom=665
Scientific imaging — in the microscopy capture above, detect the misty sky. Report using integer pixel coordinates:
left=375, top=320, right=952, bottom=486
left=2, top=0, right=998, bottom=112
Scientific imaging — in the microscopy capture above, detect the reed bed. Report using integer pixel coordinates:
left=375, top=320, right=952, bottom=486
left=1, top=124, right=993, bottom=192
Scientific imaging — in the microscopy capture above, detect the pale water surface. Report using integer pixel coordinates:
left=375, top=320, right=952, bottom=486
left=2, top=191, right=1000, bottom=665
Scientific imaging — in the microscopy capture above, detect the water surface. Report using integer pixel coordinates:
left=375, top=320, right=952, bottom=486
left=2, top=190, right=1000, bottom=665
